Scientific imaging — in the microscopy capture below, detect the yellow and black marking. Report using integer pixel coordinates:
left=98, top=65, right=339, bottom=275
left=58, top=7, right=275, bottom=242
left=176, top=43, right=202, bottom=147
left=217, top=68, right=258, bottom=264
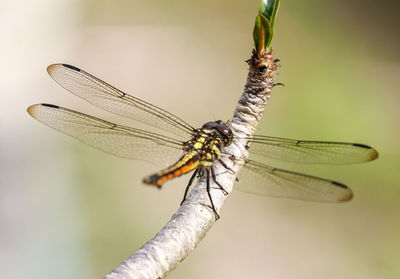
left=143, top=126, right=226, bottom=188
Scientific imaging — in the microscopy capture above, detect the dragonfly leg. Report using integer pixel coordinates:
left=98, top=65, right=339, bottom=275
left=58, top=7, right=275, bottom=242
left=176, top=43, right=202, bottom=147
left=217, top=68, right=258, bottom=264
left=206, top=168, right=220, bottom=220
left=211, top=166, right=228, bottom=195
left=180, top=169, right=199, bottom=205
left=218, top=159, right=235, bottom=175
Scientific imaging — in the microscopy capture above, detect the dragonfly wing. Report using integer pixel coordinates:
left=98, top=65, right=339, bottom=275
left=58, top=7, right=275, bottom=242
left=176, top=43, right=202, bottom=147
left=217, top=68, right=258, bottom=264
left=27, top=104, right=184, bottom=165
left=235, top=160, right=353, bottom=202
left=247, top=135, right=378, bottom=164
left=47, top=64, right=194, bottom=138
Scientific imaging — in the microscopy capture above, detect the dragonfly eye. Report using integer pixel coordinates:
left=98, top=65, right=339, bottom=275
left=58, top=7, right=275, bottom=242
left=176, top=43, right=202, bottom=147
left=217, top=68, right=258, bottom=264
left=202, top=121, right=217, bottom=129
left=201, top=121, right=233, bottom=145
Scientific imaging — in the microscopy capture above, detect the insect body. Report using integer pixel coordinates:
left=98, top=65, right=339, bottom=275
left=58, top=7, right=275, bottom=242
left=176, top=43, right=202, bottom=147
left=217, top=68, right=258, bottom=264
left=27, top=64, right=378, bottom=219
left=143, top=121, right=233, bottom=188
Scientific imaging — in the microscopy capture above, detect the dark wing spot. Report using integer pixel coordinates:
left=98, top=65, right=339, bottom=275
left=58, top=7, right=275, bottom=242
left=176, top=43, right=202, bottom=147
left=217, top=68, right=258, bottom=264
left=331, top=181, right=348, bottom=189
left=41, top=103, right=60, bottom=109
left=62, top=64, right=81, bottom=72
left=352, top=143, right=372, bottom=149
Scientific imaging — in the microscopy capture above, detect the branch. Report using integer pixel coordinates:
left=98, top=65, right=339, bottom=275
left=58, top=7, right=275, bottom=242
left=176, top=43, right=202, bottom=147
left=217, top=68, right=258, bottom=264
left=104, top=53, right=279, bottom=279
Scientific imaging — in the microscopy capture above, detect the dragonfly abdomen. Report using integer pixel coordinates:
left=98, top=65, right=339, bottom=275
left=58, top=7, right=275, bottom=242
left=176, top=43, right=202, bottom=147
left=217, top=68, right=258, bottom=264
left=143, top=153, right=200, bottom=187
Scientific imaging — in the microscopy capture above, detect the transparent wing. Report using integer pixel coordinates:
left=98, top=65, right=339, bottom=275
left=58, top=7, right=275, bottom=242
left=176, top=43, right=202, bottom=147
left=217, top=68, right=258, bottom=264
left=246, top=135, right=378, bottom=164
left=47, top=64, right=194, bottom=137
left=234, top=160, right=353, bottom=202
left=27, top=104, right=184, bottom=164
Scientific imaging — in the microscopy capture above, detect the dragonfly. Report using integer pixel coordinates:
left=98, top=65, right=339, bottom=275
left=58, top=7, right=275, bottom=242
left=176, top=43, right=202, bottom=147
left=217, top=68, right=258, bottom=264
left=27, top=64, right=378, bottom=219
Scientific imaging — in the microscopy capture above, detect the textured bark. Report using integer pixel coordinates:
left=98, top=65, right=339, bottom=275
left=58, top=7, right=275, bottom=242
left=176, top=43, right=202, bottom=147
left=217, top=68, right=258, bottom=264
left=105, top=52, right=279, bottom=279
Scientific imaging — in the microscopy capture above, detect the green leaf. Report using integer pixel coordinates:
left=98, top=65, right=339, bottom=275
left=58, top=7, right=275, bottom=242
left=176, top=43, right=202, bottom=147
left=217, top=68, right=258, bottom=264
left=259, top=0, right=280, bottom=27
left=253, top=0, right=280, bottom=55
left=253, top=14, right=271, bottom=56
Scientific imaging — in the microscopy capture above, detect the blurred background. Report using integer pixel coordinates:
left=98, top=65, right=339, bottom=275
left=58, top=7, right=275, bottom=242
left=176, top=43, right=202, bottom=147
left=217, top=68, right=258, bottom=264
left=1, top=0, right=399, bottom=278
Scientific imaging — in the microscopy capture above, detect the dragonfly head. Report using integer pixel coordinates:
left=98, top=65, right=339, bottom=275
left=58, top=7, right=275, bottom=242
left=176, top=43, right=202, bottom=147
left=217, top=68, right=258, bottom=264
left=202, top=120, right=233, bottom=147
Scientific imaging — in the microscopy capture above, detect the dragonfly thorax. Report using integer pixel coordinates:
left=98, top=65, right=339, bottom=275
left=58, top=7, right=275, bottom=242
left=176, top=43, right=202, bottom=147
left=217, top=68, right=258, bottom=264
left=180, top=121, right=232, bottom=167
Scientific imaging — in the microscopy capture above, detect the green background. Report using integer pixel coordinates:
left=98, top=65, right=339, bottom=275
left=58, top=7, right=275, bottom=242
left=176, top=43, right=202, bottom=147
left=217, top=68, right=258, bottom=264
left=1, top=0, right=399, bottom=278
